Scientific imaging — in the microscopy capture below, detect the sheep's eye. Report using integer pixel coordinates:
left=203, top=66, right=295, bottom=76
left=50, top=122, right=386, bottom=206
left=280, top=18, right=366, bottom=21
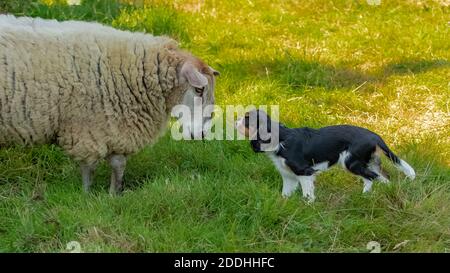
left=195, top=87, right=205, bottom=95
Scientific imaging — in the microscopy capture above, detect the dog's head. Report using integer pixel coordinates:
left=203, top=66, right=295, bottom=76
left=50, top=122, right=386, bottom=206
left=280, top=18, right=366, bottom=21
left=235, top=109, right=278, bottom=152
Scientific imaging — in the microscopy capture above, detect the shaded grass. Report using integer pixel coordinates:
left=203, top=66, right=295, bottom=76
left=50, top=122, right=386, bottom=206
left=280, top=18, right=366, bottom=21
left=0, top=0, right=449, bottom=252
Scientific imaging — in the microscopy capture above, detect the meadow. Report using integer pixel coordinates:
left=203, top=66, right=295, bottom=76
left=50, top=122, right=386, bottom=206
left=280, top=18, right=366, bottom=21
left=0, top=0, right=449, bottom=252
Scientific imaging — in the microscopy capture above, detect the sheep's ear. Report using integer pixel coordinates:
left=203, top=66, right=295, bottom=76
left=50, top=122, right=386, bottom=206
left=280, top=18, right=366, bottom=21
left=209, top=66, right=220, bottom=76
left=181, top=62, right=208, bottom=88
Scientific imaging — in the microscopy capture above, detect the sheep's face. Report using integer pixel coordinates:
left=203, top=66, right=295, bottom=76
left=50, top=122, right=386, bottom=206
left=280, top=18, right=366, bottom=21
left=177, top=61, right=219, bottom=139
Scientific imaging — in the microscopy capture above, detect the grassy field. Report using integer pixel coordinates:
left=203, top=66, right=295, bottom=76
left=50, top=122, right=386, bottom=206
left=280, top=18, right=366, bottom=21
left=0, top=0, right=449, bottom=252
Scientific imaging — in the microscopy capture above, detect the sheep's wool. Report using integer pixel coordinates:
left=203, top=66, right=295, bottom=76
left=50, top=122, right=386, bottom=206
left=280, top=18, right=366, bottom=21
left=0, top=15, right=190, bottom=164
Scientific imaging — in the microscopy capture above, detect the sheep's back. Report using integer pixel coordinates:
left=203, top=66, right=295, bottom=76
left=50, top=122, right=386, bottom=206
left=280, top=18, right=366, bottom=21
left=0, top=16, right=178, bottom=162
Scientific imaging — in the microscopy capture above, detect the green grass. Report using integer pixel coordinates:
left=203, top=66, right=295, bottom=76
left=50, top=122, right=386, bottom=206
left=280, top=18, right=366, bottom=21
left=0, top=0, right=449, bottom=252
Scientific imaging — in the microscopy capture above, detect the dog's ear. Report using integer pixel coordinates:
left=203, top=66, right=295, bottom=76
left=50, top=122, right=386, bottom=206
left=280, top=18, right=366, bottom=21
left=255, top=109, right=283, bottom=152
left=257, top=112, right=271, bottom=142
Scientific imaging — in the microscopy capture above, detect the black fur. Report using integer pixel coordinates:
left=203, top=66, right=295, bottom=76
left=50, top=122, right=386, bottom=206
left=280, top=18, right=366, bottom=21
left=249, top=110, right=400, bottom=181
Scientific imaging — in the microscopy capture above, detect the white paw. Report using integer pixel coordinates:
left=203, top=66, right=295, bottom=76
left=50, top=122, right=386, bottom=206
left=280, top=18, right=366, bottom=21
left=303, top=195, right=315, bottom=204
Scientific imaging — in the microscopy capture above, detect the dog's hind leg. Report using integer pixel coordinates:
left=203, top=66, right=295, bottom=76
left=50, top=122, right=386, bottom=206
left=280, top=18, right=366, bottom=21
left=368, top=155, right=389, bottom=183
left=345, top=156, right=379, bottom=193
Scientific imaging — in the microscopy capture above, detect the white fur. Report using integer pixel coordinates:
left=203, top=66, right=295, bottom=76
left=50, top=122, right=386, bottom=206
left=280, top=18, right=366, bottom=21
left=397, top=159, right=416, bottom=180
left=338, top=150, right=351, bottom=169
left=368, top=160, right=389, bottom=183
left=180, top=93, right=206, bottom=139
left=298, top=175, right=315, bottom=202
left=362, top=178, right=373, bottom=193
left=267, top=153, right=298, bottom=197
left=312, top=161, right=329, bottom=172
left=282, top=177, right=299, bottom=198
left=267, top=153, right=318, bottom=201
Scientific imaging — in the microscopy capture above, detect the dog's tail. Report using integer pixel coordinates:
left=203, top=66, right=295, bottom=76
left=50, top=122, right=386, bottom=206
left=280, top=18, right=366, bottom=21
left=377, top=140, right=416, bottom=180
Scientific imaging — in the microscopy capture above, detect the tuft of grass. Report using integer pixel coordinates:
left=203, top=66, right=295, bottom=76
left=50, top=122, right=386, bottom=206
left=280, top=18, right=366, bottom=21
left=3, top=0, right=124, bottom=23
left=112, top=5, right=190, bottom=44
left=0, top=0, right=449, bottom=252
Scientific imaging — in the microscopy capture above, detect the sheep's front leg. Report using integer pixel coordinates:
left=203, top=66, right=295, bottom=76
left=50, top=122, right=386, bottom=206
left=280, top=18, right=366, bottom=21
left=109, top=154, right=126, bottom=195
left=80, top=163, right=97, bottom=192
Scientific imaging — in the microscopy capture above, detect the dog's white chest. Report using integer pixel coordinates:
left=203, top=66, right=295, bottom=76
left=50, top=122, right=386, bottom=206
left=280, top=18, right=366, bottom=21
left=312, top=161, right=329, bottom=172
left=267, top=153, right=293, bottom=176
left=266, top=153, right=330, bottom=176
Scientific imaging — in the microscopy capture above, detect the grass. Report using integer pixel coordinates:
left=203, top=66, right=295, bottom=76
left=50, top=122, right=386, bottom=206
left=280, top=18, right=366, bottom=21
left=0, top=0, right=449, bottom=252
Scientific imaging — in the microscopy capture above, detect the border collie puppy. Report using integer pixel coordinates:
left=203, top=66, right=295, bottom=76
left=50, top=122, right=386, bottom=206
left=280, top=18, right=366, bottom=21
left=235, top=109, right=415, bottom=202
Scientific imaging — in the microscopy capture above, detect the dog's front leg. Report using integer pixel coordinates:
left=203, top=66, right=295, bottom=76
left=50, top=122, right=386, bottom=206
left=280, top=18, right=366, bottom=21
left=281, top=174, right=299, bottom=198
left=298, top=175, right=316, bottom=203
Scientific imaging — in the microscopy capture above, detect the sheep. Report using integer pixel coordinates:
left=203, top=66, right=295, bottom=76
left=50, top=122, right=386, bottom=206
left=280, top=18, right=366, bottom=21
left=0, top=15, right=219, bottom=194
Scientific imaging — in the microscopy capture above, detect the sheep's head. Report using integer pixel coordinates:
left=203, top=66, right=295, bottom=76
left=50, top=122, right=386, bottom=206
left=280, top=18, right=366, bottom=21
left=175, top=57, right=219, bottom=140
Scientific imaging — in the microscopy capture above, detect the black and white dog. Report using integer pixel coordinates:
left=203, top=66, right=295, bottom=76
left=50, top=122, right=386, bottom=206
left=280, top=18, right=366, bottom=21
left=236, top=109, right=415, bottom=202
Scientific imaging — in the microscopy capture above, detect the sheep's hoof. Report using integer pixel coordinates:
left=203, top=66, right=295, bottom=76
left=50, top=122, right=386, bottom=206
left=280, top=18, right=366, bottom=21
left=109, top=185, right=124, bottom=196
left=83, top=186, right=91, bottom=193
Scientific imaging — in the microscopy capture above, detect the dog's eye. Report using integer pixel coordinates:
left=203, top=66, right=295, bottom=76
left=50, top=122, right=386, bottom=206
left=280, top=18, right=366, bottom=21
left=195, top=87, right=205, bottom=96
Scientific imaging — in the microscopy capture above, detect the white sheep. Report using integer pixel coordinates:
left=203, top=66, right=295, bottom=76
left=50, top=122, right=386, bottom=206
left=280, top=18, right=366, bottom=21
left=0, top=15, right=219, bottom=194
